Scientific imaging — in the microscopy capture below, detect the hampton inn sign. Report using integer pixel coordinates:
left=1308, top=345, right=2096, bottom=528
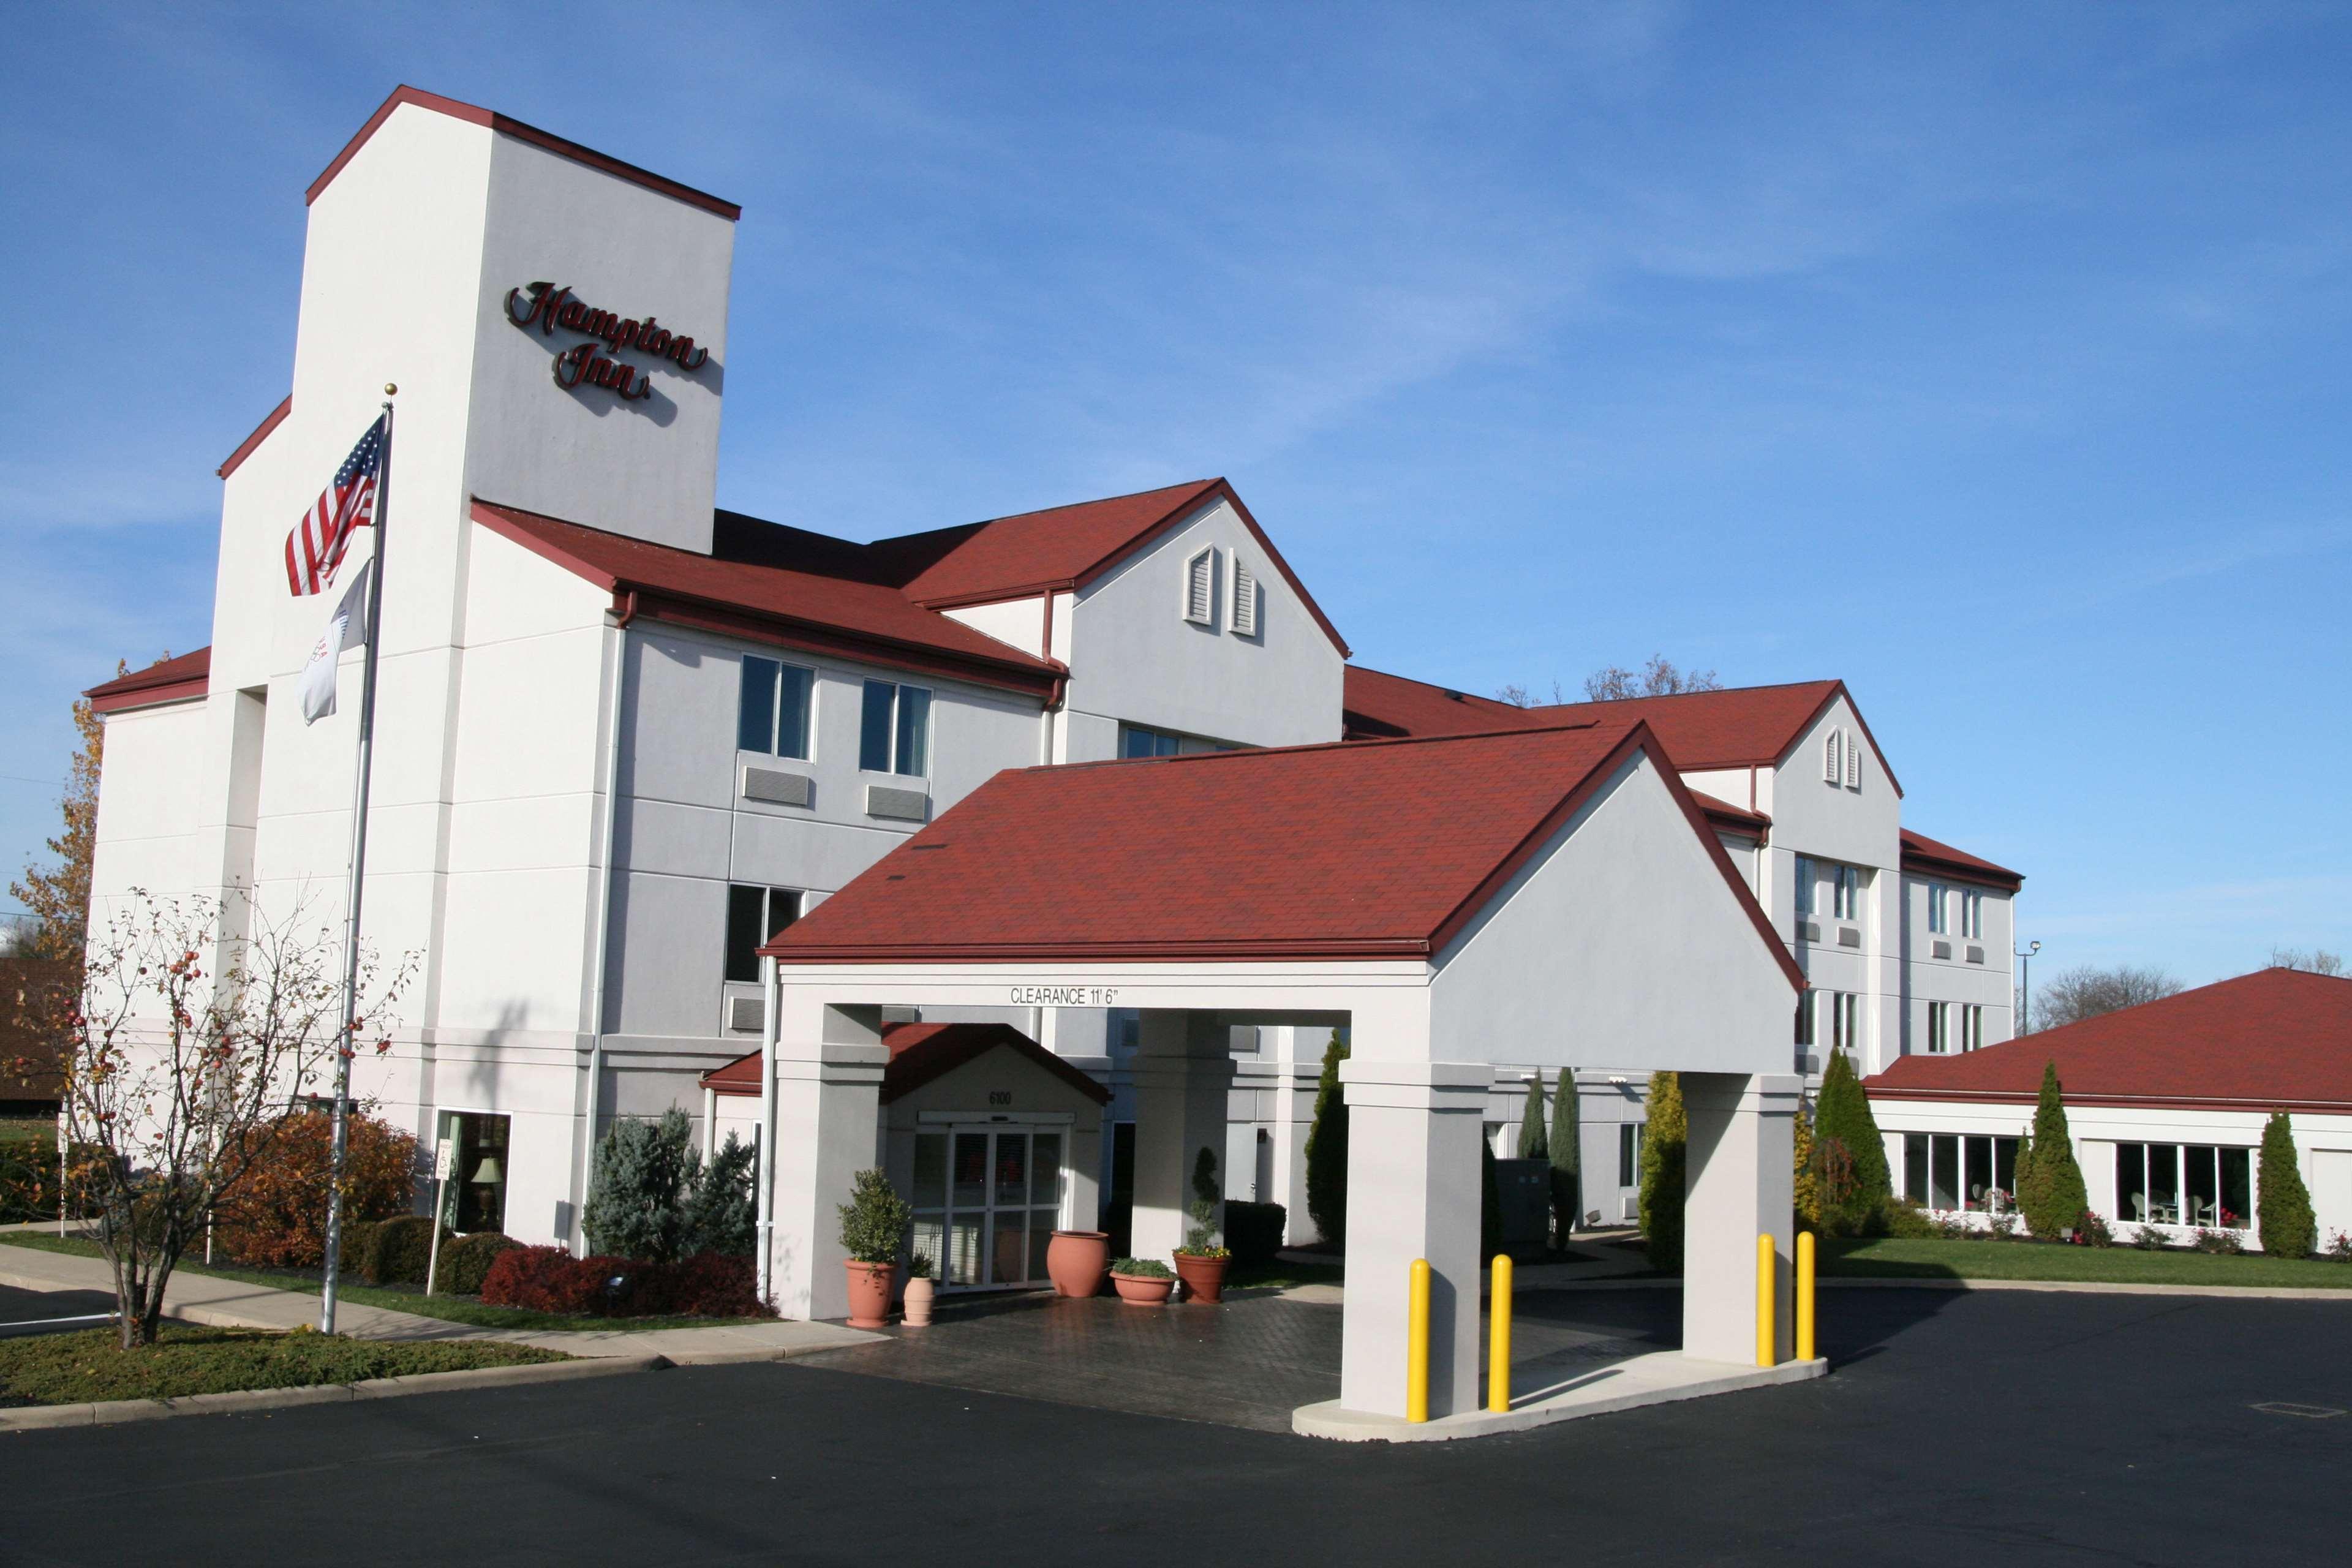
left=505, top=280, right=711, bottom=402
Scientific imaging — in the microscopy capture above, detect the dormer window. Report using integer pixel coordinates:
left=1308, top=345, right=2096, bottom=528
left=1183, top=546, right=1217, bottom=626
left=1228, top=556, right=1259, bottom=636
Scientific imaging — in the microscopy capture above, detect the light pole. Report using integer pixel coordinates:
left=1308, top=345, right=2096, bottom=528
left=2015, top=939, right=2041, bottom=1033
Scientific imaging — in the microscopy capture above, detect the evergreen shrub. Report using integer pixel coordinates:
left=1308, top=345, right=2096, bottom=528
left=2016, top=1063, right=2089, bottom=1240
left=1548, top=1066, right=1580, bottom=1244
left=2258, top=1111, right=2316, bottom=1259
left=684, top=1133, right=758, bottom=1257
left=437, top=1232, right=521, bottom=1295
left=1223, top=1201, right=1286, bottom=1266
left=1638, top=1072, right=1686, bottom=1273
left=364, top=1215, right=450, bottom=1286
left=1304, top=1030, right=1349, bottom=1247
left=1517, top=1074, right=1548, bottom=1161
left=1811, top=1051, right=1891, bottom=1234
left=583, top=1109, right=698, bottom=1264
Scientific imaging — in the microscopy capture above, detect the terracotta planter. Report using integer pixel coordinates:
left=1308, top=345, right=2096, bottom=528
left=1047, top=1230, right=1112, bottom=1298
left=901, top=1275, right=935, bottom=1328
left=1172, top=1251, right=1229, bottom=1304
left=1109, top=1270, right=1175, bottom=1306
left=844, top=1260, right=897, bottom=1329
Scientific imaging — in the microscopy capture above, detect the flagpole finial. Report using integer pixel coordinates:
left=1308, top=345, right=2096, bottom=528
left=383, top=383, right=398, bottom=396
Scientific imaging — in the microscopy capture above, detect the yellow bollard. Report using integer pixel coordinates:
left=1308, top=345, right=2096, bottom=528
left=1755, top=1233, right=1776, bottom=1368
left=1488, top=1253, right=1513, bottom=1414
left=1796, top=1230, right=1817, bottom=1363
left=1406, top=1257, right=1431, bottom=1423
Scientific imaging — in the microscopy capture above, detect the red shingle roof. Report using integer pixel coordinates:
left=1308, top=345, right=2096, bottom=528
left=1900, top=827, right=2023, bottom=891
left=472, top=500, right=1065, bottom=698
left=701, top=1022, right=1109, bottom=1106
left=766, top=719, right=1802, bottom=982
left=86, top=648, right=211, bottom=712
left=1341, top=667, right=1898, bottom=793
left=1869, top=968, right=2352, bottom=1111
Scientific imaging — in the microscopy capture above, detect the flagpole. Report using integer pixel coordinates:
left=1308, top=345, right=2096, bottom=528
left=320, top=387, right=395, bottom=1335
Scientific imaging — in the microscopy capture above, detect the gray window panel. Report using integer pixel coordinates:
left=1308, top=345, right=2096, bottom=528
left=1932, top=939, right=1952, bottom=959
left=727, top=995, right=764, bottom=1033
left=867, top=783, right=929, bottom=821
left=1966, top=945, right=1985, bottom=965
left=737, top=656, right=779, bottom=753
left=741, top=765, right=813, bottom=808
left=1838, top=927, right=1861, bottom=948
left=859, top=679, right=894, bottom=772
left=895, top=685, right=930, bottom=776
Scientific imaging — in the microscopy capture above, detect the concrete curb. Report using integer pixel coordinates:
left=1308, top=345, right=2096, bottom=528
left=1294, top=1356, right=1829, bottom=1442
left=0, top=1353, right=665, bottom=1432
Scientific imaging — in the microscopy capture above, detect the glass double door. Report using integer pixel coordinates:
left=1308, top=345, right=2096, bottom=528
left=911, top=1127, right=1065, bottom=1289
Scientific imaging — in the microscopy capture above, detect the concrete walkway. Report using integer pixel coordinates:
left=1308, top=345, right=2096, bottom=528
left=0, top=1238, right=878, bottom=1363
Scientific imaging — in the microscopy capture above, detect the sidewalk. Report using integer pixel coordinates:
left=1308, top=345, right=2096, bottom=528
left=0, top=1237, right=878, bottom=1363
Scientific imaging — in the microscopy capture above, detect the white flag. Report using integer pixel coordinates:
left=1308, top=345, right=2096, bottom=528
left=300, top=566, right=371, bottom=724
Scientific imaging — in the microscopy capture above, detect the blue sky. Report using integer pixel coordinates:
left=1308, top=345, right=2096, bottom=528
left=3, top=3, right=2346, bottom=984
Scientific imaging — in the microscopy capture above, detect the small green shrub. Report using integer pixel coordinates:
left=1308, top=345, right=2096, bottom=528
left=1178, top=1147, right=1227, bottom=1258
left=1637, top=1072, right=1686, bottom=1273
left=2192, top=1226, right=2245, bottom=1256
left=365, top=1215, right=450, bottom=1286
left=2076, top=1210, right=2114, bottom=1248
left=1880, top=1198, right=1937, bottom=1239
left=1110, top=1257, right=1172, bottom=1278
left=339, top=1219, right=382, bottom=1276
left=835, top=1168, right=911, bottom=1265
left=2131, top=1223, right=2169, bottom=1251
left=1224, top=1201, right=1286, bottom=1267
left=1304, top=1030, right=1349, bottom=1246
left=2258, top=1111, right=2316, bottom=1259
left=2324, top=1231, right=2352, bottom=1262
left=2016, top=1064, right=2089, bottom=1240
left=437, top=1232, right=521, bottom=1295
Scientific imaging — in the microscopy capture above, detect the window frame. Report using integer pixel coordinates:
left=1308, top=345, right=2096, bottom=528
left=1831, top=990, right=1860, bottom=1056
left=859, top=679, right=933, bottom=778
left=1926, top=882, right=1948, bottom=936
left=737, top=654, right=815, bottom=761
left=1794, top=855, right=1816, bottom=918
left=1961, top=889, right=1985, bottom=940
left=1833, top=863, right=1861, bottom=921
left=725, top=883, right=803, bottom=984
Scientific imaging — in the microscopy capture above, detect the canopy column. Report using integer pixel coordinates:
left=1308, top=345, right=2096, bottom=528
left=1130, top=1010, right=1235, bottom=1263
left=765, top=997, right=889, bottom=1321
left=1336, top=1060, right=1491, bottom=1419
left=1682, top=1072, right=1801, bottom=1363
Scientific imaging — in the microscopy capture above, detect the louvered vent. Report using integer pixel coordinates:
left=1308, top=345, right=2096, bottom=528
left=1824, top=729, right=1842, bottom=783
left=1844, top=728, right=1861, bottom=788
left=1229, top=558, right=1258, bottom=635
left=1183, top=548, right=1216, bottom=625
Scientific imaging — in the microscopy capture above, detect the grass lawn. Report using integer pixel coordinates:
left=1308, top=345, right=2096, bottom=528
left=1822, top=1236, right=2352, bottom=1290
left=0, top=1324, right=566, bottom=1406
left=1227, top=1258, right=1345, bottom=1291
left=0, top=1232, right=772, bottom=1333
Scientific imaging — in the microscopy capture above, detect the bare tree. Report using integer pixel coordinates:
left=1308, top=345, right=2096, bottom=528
left=49, top=890, right=413, bottom=1347
left=2030, top=964, right=2185, bottom=1033
left=1583, top=655, right=1724, bottom=703
left=1492, top=680, right=1566, bottom=708
left=2267, top=946, right=2346, bottom=977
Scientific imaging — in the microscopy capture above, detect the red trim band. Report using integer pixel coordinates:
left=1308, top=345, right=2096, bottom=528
left=217, top=395, right=292, bottom=480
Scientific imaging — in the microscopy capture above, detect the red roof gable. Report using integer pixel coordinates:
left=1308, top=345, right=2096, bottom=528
left=1900, top=827, right=2023, bottom=891
left=1690, top=791, right=1770, bottom=840
left=701, top=1022, right=1109, bottom=1106
left=1869, top=968, right=2352, bottom=1112
left=766, top=719, right=1801, bottom=984
left=1342, top=668, right=1898, bottom=793
left=472, top=500, right=1065, bottom=698
left=873, top=479, right=1349, bottom=658
left=86, top=648, right=211, bottom=713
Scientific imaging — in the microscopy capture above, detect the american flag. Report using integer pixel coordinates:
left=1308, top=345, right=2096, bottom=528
left=284, top=416, right=385, bottom=596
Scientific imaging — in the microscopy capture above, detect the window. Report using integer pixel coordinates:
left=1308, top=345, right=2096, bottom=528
left=736, top=655, right=813, bottom=759
left=1228, top=556, right=1259, bottom=635
left=2116, top=1143, right=2253, bottom=1229
left=1833, top=864, right=1861, bottom=921
left=1618, top=1123, right=1642, bottom=1188
left=443, top=1112, right=511, bottom=1233
left=1961, top=889, right=1985, bottom=940
left=1794, top=989, right=1816, bottom=1047
left=1963, top=1003, right=1985, bottom=1051
left=859, top=680, right=930, bottom=776
left=1926, top=1001, right=1949, bottom=1054
left=1902, top=1133, right=2021, bottom=1212
left=1927, top=883, right=1949, bottom=935
left=725, top=884, right=802, bottom=983
left=1118, top=722, right=1238, bottom=760
left=1794, top=856, right=1816, bottom=918
left=1831, top=991, right=1860, bottom=1055
left=1183, top=546, right=1217, bottom=626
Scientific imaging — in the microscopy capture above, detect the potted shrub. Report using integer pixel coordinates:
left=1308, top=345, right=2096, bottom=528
left=1047, top=1228, right=1112, bottom=1298
left=1171, top=1147, right=1231, bottom=1303
left=836, top=1168, right=913, bottom=1328
left=1109, top=1256, right=1175, bottom=1306
left=902, top=1252, right=937, bottom=1328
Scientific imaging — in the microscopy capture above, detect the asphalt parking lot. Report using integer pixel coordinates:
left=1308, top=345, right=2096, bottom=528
left=1, top=1287, right=2345, bottom=1566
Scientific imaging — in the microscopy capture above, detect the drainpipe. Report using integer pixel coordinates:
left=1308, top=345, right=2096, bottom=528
left=576, top=594, right=636, bottom=1254
left=756, top=951, right=780, bottom=1305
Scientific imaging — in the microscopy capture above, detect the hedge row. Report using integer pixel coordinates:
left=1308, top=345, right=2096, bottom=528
left=480, top=1245, right=769, bottom=1319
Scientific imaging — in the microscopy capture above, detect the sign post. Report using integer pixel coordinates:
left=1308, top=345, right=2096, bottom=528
left=424, top=1134, right=453, bottom=1297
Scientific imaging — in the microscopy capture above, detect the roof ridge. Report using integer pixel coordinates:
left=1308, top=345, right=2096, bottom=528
left=1526, top=677, right=1844, bottom=711
left=1028, top=715, right=1619, bottom=775
left=870, top=478, right=1223, bottom=548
